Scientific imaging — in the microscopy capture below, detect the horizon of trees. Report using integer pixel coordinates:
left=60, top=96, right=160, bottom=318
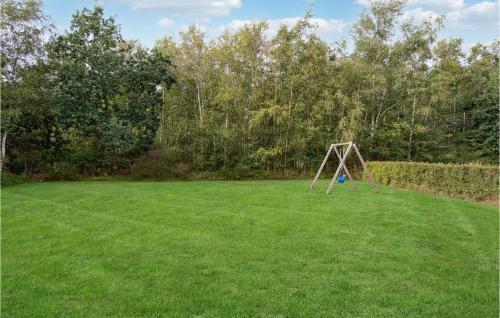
left=1, top=0, right=498, bottom=178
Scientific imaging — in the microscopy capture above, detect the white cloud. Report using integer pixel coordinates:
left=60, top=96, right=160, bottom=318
left=115, top=0, right=241, bottom=16
left=158, top=18, right=174, bottom=27
left=356, top=0, right=463, bottom=10
left=311, top=18, right=346, bottom=33
left=356, top=0, right=497, bottom=29
left=446, top=1, right=498, bottom=28
left=401, top=7, right=440, bottom=24
left=174, top=17, right=212, bottom=35
left=406, top=0, right=463, bottom=10
left=221, top=17, right=346, bottom=39
left=196, top=17, right=211, bottom=25
left=355, top=0, right=373, bottom=7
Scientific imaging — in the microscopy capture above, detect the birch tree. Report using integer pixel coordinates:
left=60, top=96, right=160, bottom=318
left=0, top=0, right=51, bottom=171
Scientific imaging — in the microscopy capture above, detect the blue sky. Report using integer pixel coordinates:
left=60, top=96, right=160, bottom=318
left=44, top=0, right=498, bottom=50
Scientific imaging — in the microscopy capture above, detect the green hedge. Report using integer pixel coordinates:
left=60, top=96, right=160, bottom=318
left=364, top=161, right=499, bottom=202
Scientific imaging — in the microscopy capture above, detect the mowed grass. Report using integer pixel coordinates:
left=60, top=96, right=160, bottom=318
left=1, top=180, right=498, bottom=317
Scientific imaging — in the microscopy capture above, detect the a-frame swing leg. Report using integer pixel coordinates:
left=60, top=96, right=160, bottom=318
left=327, top=142, right=353, bottom=194
left=352, top=143, right=379, bottom=192
left=310, top=144, right=334, bottom=189
left=333, top=146, right=356, bottom=188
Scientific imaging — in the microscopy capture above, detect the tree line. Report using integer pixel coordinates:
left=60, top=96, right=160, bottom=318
left=1, top=0, right=498, bottom=179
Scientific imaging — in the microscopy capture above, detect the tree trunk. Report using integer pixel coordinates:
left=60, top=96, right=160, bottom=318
left=408, top=95, right=416, bottom=160
left=224, top=110, right=228, bottom=168
left=453, top=98, right=456, bottom=136
left=285, top=88, right=293, bottom=173
left=463, top=112, right=466, bottom=133
left=196, top=81, right=203, bottom=128
left=370, top=112, right=375, bottom=138
left=0, top=131, right=7, bottom=172
left=159, top=88, right=166, bottom=148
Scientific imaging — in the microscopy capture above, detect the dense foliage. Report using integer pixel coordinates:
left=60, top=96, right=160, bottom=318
left=366, top=161, right=499, bottom=201
left=1, top=0, right=498, bottom=179
left=1, top=0, right=53, bottom=172
left=1, top=1, right=172, bottom=176
left=155, top=2, right=499, bottom=175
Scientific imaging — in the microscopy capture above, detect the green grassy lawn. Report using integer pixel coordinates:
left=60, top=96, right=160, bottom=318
left=1, top=180, right=498, bottom=317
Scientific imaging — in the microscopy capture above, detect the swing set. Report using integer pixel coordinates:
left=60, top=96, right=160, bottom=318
left=310, top=141, right=379, bottom=194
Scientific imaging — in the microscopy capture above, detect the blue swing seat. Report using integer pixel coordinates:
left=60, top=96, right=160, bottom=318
left=338, top=174, right=347, bottom=183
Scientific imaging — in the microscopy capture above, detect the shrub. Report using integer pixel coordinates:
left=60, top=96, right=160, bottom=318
left=44, top=162, right=80, bottom=180
left=173, top=163, right=191, bottom=179
left=221, top=165, right=254, bottom=180
left=1, top=171, right=29, bottom=186
left=364, top=161, right=499, bottom=202
left=131, top=151, right=172, bottom=179
left=130, top=147, right=189, bottom=179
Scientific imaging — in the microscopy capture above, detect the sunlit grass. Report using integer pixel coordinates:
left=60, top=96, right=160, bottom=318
left=2, top=180, right=498, bottom=317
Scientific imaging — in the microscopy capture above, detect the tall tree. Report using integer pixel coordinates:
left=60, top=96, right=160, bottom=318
left=396, top=17, right=442, bottom=160
left=351, top=0, right=405, bottom=157
left=429, top=39, right=465, bottom=161
left=0, top=0, right=51, bottom=171
left=49, top=6, right=172, bottom=171
left=461, top=42, right=499, bottom=162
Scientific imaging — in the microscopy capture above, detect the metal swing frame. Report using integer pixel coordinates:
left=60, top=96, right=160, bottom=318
left=310, top=141, right=379, bottom=194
